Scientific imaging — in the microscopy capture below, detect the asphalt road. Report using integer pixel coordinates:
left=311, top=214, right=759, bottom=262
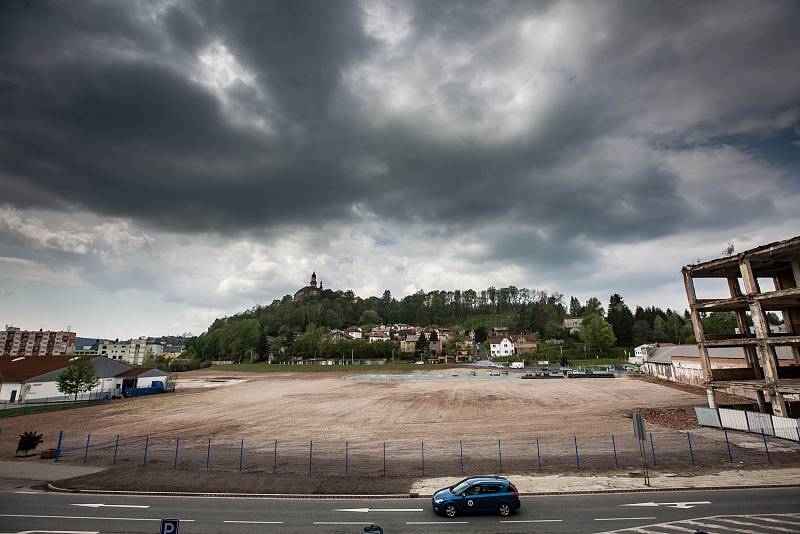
left=1, top=487, right=799, bottom=534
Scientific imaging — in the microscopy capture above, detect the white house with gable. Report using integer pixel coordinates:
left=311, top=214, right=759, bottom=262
left=490, top=336, right=515, bottom=357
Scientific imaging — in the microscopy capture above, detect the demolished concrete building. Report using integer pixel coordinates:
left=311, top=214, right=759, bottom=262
left=683, top=236, right=800, bottom=417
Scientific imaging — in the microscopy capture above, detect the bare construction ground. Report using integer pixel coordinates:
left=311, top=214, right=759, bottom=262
left=5, top=371, right=795, bottom=481
left=1, top=371, right=706, bottom=441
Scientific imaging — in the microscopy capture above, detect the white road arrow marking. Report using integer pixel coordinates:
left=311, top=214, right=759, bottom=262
left=335, top=508, right=424, bottom=513
left=71, top=504, right=150, bottom=509
left=622, top=501, right=711, bottom=509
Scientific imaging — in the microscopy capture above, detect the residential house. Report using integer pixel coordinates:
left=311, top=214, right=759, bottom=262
left=563, top=317, right=582, bottom=333
left=400, top=334, right=419, bottom=354
left=343, top=326, right=362, bottom=339
left=509, top=334, right=538, bottom=355
left=490, top=336, right=515, bottom=357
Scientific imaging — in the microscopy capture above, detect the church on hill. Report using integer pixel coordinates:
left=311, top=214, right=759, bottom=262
left=293, top=271, right=323, bottom=302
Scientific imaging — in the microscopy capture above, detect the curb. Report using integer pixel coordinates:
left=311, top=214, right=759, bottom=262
left=47, top=481, right=800, bottom=499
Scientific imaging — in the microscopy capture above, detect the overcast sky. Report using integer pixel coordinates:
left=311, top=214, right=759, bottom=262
left=1, top=0, right=799, bottom=339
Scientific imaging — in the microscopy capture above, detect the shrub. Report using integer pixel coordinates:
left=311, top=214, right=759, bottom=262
left=17, top=431, right=44, bottom=452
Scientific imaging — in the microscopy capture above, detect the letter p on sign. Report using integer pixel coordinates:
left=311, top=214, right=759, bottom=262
left=160, top=519, right=179, bottom=534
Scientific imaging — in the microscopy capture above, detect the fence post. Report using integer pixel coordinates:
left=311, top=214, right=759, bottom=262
left=536, top=437, right=541, bottom=469
left=573, top=436, right=580, bottom=470
left=55, top=430, right=63, bottom=462
left=611, top=434, right=618, bottom=468
left=383, top=441, right=386, bottom=477
left=206, top=437, right=211, bottom=470
left=459, top=440, right=464, bottom=475
left=421, top=440, right=425, bottom=476
left=309, top=440, right=313, bottom=476
left=649, top=433, right=657, bottom=466
left=143, top=435, right=149, bottom=466
left=687, top=431, right=695, bottom=465
left=113, top=434, right=120, bottom=465
left=239, top=438, right=244, bottom=472
left=273, top=439, right=278, bottom=473
left=345, top=441, right=349, bottom=476
left=761, top=428, right=772, bottom=465
left=723, top=430, right=733, bottom=463
left=498, top=439, right=503, bottom=472
left=83, top=433, right=91, bottom=464
left=174, top=437, right=180, bottom=468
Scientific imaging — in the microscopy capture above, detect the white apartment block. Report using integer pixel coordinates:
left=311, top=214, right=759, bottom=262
left=103, top=337, right=164, bottom=365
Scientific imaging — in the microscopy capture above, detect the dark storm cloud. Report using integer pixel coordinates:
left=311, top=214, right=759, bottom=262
left=1, top=0, right=798, bottom=252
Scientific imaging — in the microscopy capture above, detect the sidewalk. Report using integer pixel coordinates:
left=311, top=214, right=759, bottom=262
left=411, top=467, right=800, bottom=495
left=0, top=459, right=105, bottom=482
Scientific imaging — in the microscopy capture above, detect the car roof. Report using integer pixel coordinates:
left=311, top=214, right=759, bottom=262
left=463, top=475, right=508, bottom=483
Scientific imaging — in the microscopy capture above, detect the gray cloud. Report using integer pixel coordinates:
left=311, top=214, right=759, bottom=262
left=1, top=0, right=799, bottom=325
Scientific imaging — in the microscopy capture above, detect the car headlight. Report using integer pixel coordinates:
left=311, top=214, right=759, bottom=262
left=434, top=498, right=444, bottom=504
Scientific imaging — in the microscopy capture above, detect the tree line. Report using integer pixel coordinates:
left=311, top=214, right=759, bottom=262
left=177, top=285, right=779, bottom=364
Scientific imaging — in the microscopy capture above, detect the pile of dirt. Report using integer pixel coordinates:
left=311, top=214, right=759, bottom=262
left=638, top=406, right=699, bottom=430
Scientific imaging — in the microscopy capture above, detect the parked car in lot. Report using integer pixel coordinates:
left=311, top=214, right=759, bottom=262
left=432, top=475, right=520, bottom=518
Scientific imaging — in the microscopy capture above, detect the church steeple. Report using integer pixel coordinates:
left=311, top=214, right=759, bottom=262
left=310, top=271, right=317, bottom=288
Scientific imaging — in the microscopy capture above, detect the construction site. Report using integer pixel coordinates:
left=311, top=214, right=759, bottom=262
left=683, top=236, right=800, bottom=417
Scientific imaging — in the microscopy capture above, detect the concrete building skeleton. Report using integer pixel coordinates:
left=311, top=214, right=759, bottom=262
left=682, top=236, right=800, bottom=417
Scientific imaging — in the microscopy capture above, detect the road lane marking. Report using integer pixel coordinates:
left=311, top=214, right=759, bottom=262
left=13, top=491, right=42, bottom=494
left=594, top=517, right=657, bottom=521
left=405, top=522, right=469, bottom=525
left=335, top=508, right=424, bottom=512
left=713, top=517, right=800, bottom=532
left=682, top=519, right=764, bottom=534
left=313, top=522, right=374, bottom=525
left=223, top=520, right=283, bottom=524
left=0, top=514, right=194, bottom=522
left=500, top=519, right=563, bottom=523
left=72, top=504, right=150, bottom=509
left=12, top=531, right=98, bottom=534
left=622, top=501, right=710, bottom=509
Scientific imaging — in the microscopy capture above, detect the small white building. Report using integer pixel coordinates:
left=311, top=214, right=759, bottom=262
left=0, top=356, right=168, bottom=403
left=343, top=326, right=362, bottom=339
left=563, top=317, right=582, bottom=333
left=630, top=344, right=658, bottom=365
left=490, top=337, right=515, bottom=357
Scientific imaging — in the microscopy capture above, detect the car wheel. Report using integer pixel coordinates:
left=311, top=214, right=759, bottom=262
left=498, top=502, right=512, bottom=517
left=444, top=504, right=457, bottom=518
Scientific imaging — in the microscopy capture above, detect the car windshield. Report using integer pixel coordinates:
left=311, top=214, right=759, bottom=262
left=451, top=481, right=471, bottom=494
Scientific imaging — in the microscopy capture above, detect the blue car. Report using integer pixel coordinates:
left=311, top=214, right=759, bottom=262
left=432, top=475, right=520, bottom=518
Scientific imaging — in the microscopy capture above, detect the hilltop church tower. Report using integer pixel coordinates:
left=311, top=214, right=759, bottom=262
left=293, top=271, right=325, bottom=302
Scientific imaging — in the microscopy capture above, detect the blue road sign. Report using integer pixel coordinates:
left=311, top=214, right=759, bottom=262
left=160, top=519, right=179, bottom=534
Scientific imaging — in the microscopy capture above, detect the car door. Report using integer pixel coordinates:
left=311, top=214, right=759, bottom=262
left=475, top=483, right=503, bottom=511
left=461, top=483, right=482, bottom=513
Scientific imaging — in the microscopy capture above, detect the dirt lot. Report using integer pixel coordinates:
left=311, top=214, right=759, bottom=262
left=0, top=370, right=707, bottom=441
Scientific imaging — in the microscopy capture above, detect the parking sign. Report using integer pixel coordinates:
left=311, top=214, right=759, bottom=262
left=160, top=519, right=179, bottom=534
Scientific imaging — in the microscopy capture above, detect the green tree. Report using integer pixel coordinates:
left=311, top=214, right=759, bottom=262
left=631, top=320, right=653, bottom=346
left=653, top=316, right=668, bottom=342
left=606, top=294, right=634, bottom=346
left=579, top=313, right=617, bottom=355
left=568, top=296, right=583, bottom=317
left=701, top=312, right=737, bottom=336
left=544, top=319, right=564, bottom=339
left=56, top=358, right=100, bottom=402
left=414, top=333, right=428, bottom=356
left=665, top=313, right=685, bottom=344
left=359, top=309, right=381, bottom=325
left=583, top=297, right=604, bottom=318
